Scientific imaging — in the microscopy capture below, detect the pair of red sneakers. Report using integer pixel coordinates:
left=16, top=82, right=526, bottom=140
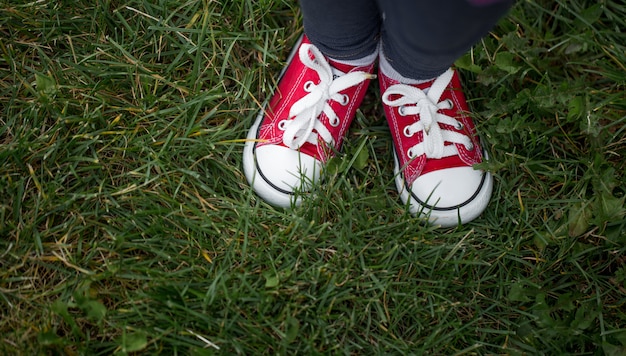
left=243, top=35, right=492, bottom=227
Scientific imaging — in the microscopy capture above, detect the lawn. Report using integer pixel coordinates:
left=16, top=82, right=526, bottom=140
left=1, top=0, right=625, bottom=354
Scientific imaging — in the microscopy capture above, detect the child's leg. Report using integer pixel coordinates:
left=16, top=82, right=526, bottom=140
left=300, top=0, right=381, bottom=61
left=378, top=0, right=514, bottom=79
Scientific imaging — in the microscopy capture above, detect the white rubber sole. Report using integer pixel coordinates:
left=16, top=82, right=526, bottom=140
left=393, top=151, right=493, bottom=227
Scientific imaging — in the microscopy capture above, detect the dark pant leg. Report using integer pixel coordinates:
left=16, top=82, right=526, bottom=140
left=300, top=0, right=381, bottom=60
left=378, top=0, right=514, bottom=79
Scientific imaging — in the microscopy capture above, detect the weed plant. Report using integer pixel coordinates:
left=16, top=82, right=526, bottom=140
left=1, top=0, right=625, bottom=354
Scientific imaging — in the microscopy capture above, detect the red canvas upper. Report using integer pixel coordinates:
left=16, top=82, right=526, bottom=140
left=256, top=36, right=375, bottom=163
left=379, top=69, right=484, bottom=185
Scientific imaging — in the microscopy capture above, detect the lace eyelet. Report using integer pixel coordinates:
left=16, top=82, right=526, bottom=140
left=398, top=106, right=407, bottom=116
left=443, top=98, right=454, bottom=109
left=403, top=126, right=414, bottom=138
left=455, top=121, right=464, bottom=130
left=339, top=94, right=349, bottom=106
left=330, top=117, right=340, bottom=127
left=407, top=149, right=415, bottom=159
left=303, top=80, right=315, bottom=92
left=466, top=143, right=475, bottom=151
left=278, top=120, right=288, bottom=131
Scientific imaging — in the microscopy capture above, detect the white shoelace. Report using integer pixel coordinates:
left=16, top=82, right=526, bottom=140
left=381, top=69, right=473, bottom=160
left=280, top=44, right=374, bottom=150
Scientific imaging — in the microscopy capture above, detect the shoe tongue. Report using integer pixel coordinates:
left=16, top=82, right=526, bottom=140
left=328, top=59, right=353, bottom=76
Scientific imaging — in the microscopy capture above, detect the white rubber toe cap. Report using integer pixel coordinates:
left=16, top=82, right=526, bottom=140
left=411, top=167, right=484, bottom=209
left=397, top=165, right=493, bottom=227
left=244, top=144, right=321, bottom=208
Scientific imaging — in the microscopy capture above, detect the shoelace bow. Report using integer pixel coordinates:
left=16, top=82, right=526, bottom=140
left=281, top=44, right=374, bottom=150
left=382, top=69, right=473, bottom=160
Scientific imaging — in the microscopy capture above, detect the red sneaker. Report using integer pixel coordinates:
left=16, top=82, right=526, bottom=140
left=243, top=35, right=376, bottom=207
left=380, top=68, right=493, bottom=227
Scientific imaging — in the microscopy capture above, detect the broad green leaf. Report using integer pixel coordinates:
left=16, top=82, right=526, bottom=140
left=533, top=293, right=555, bottom=328
left=454, top=53, right=482, bottom=73
left=508, top=282, right=531, bottom=302
left=38, top=330, right=63, bottom=346
left=571, top=305, right=596, bottom=331
left=568, top=202, right=592, bottom=237
left=578, top=4, right=603, bottom=27
left=35, top=73, right=57, bottom=98
left=263, top=271, right=279, bottom=288
left=556, top=293, right=575, bottom=312
left=354, top=145, right=369, bottom=170
left=597, top=192, right=626, bottom=222
left=494, top=52, right=519, bottom=74
left=81, top=300, right=107, bottom=323
left=567, top=96, right=585, bottom=122
left=119, top=331, right=148, bottom=353
left=285, top=316, right=300, bottom=343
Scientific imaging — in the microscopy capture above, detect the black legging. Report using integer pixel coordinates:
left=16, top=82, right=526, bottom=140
left=300, top=0, right=514, bottom=79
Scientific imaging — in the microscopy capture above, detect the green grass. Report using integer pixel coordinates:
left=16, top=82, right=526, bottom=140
left=1, top=0, right=626, bottom=354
